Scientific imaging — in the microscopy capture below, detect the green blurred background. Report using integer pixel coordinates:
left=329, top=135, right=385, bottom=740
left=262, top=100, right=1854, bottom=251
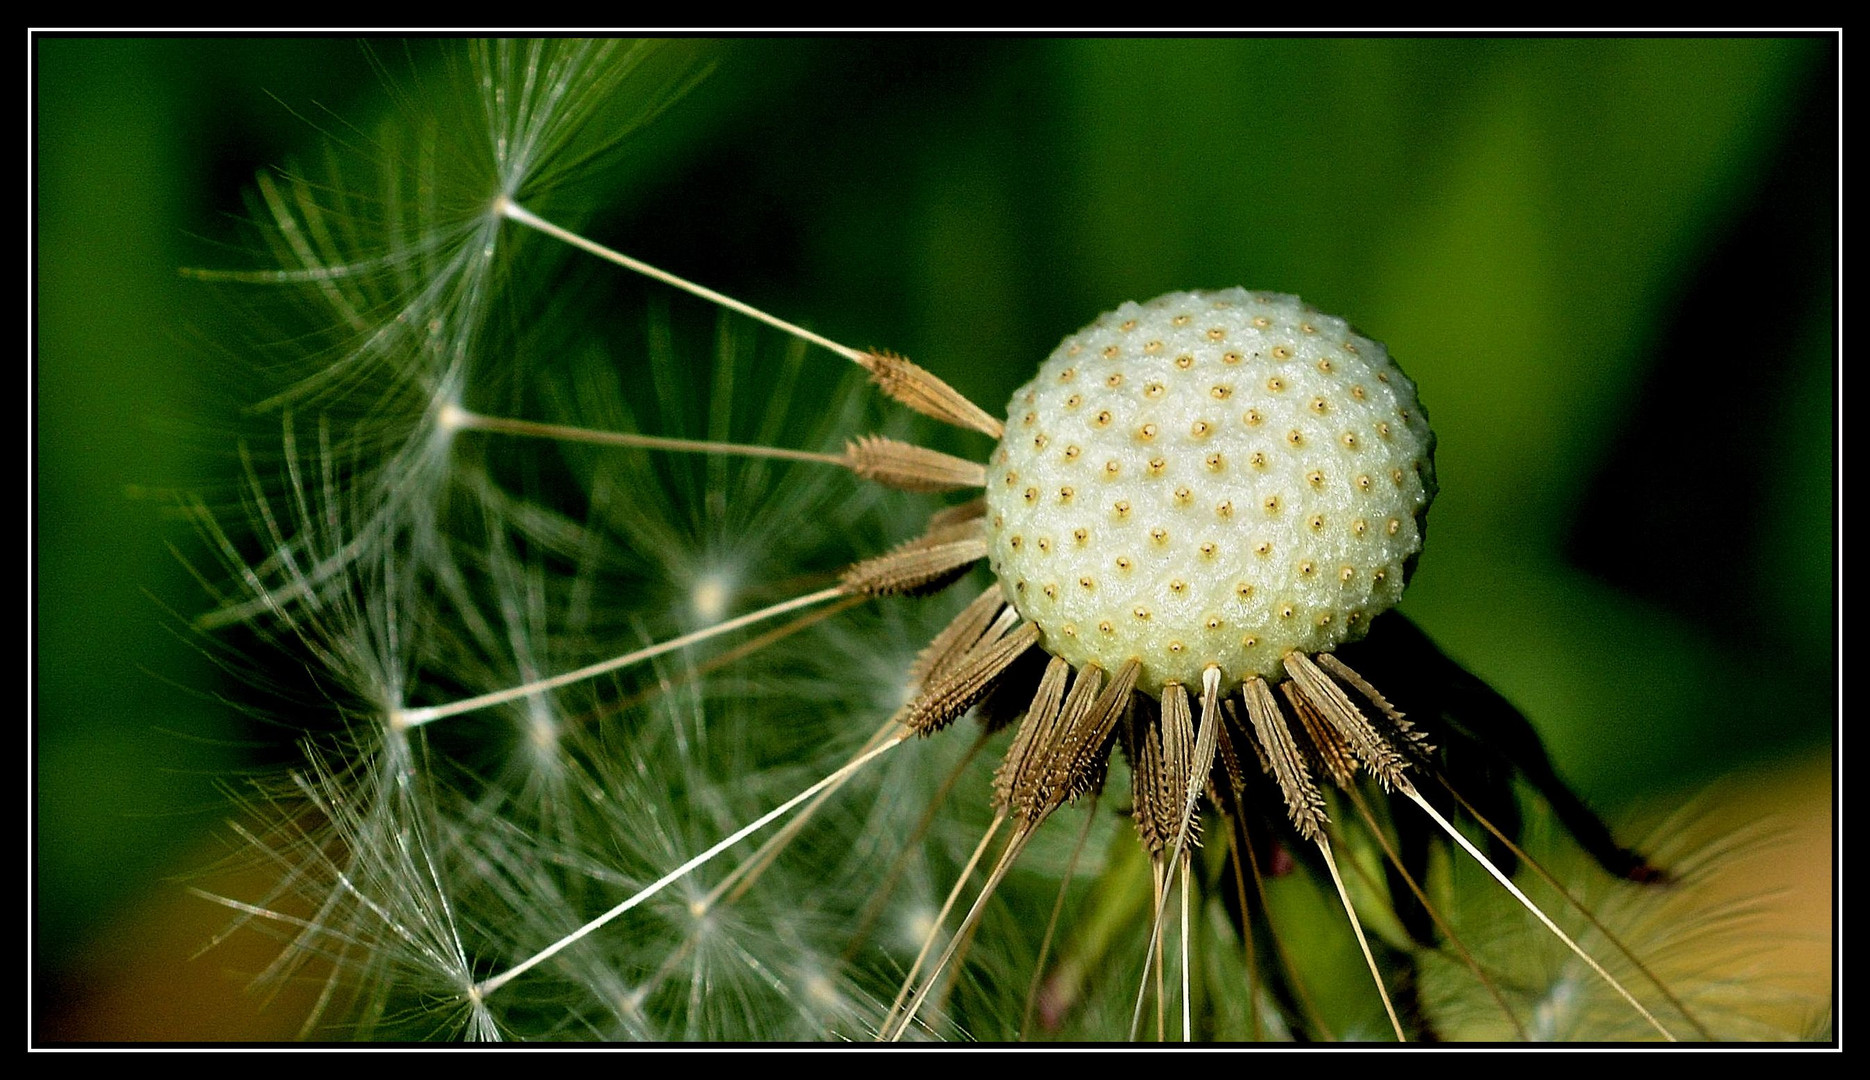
left=36, top=35, right=1834, bottom=1040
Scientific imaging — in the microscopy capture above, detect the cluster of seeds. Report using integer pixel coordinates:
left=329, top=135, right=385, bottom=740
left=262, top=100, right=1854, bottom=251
left=984, top=289, right=1436, bottom=694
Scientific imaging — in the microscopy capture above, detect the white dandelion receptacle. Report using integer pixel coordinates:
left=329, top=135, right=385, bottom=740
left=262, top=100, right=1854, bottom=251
left=985, top=289, right=1436, bottom=694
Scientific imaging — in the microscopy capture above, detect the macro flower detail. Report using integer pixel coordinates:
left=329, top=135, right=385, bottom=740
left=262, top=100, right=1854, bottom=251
left=825, top=286, right=1684, bottom=1042
left=176, top=39, right=1783, bottom=1044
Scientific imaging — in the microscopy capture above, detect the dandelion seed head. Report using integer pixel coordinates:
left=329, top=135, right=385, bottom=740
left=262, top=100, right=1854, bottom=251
left=180, top=38, right=1823, bottom=1045
left=986, top=289, right=1436, bottom=693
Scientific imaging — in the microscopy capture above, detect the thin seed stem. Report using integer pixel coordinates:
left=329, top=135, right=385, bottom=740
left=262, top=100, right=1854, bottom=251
left=500, top=199, right=867, bottom=365
left=473, top=735, right=904, bottom=1000
left=1127, top=870, right=1163, bottom=1041
left=1432, top=777, right=1712, bottom=1040
left=1315, top=834, right=1407, bottom=1041
left=448, top=406, right=847, bottom=466
left=1180, top=853, right=1192, bottom=1042
left=1225, top=814, right=1263, bottom=1041
left=394, top=586, right=845, bottom=727
left=1233, top=812, right=1332, bottom=1039
left=603, top=594, right=868, bottom=720
left=1019, top=792, right=1100, bottom=1040
left=1399, top=781, right=1677, bottom=1042
left=885, top=826, right=1035, bottom=1042
left=714, top=717, right=905, bottom=908
left=881, top=813, right=1007, bottom=1032
left=1130, top=666, right=1222, bottom=1042
left=1341, top=783, right=1526, bottom=1039
left=845, top=729, right=992, bottom=962
left=1144, top=859, right=1159, bottom=1031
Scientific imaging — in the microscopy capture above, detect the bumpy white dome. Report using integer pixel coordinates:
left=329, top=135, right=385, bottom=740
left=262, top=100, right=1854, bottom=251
left=984, top=289, right=1435, bottom=695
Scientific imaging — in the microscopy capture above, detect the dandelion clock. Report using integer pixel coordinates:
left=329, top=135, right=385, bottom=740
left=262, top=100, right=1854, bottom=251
left=159, top=38, right=1831, bottom=1043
